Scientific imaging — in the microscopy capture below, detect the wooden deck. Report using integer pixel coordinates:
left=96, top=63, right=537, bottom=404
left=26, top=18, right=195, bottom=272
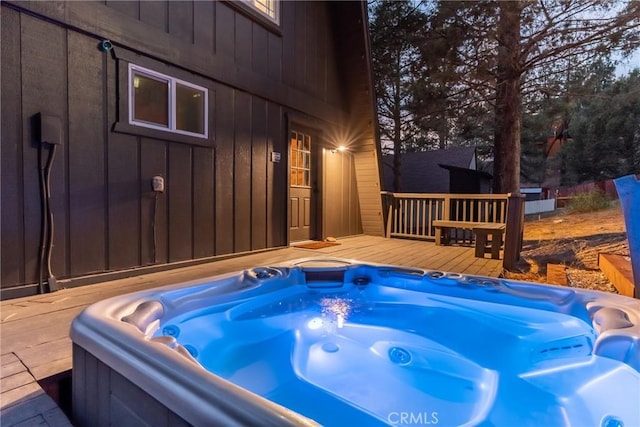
left=0, top=235, right=502, bottom=426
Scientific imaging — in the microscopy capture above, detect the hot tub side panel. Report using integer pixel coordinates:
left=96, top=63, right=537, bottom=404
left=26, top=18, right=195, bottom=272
left=72, top=344, right=192, bottom=427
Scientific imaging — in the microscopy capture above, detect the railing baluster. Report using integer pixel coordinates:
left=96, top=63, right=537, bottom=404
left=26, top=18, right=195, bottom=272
left=420, top=200, right=427, bottom=237
left=402, top=199, right=407, bottom=235
left=409, top=199, right=415, bottom=236
left=394, top=199, right=399, bottom=235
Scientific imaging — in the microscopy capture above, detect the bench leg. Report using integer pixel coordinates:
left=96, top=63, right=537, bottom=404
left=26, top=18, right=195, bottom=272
left=490, top=231, right=503, bottom=259
left=475, top=231, right=488, bottom=258
left=443, top=228, right=451, bottom=245
left=435, top=227, right=442, bottom=246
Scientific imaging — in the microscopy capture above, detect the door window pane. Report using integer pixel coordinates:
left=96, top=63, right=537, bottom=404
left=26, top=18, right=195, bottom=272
left=290, top=130, right=311, bottom=187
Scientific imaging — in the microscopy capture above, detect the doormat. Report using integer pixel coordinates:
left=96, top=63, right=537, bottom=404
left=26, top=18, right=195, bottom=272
left=294, top=241, right=341, bottom=249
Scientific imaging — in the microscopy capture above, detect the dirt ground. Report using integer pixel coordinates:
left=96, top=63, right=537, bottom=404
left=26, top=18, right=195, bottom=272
left=503, top=203, right=629, bottom=294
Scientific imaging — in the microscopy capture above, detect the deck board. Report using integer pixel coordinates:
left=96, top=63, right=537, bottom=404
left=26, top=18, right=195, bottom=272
left=0, top=235, right=502, bottom=426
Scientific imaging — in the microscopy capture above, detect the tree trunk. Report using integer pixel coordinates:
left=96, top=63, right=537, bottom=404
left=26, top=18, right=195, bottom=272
left=393, top=57, right=402, bottom=192
left=393, top=133, right=402, bottom=192
left=493, top=2, right=523, bottom=194
left=438, top=109, right=447, bottom=150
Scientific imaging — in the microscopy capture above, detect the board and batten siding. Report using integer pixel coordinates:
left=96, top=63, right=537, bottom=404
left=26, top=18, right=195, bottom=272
left=354, top=151, right=385, bottom=236
left=0, top=1, right=382, bottom=298
left=323, top=150, right=363, bottom=238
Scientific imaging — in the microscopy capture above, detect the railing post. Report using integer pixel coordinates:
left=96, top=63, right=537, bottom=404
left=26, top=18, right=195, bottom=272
left=443, top=194, right=451, bottom=220
left=503, top=193, right=525, bottom=271
left=381, top=191, right=394, bottom=238
left=386, top=203, right=393, bottom=238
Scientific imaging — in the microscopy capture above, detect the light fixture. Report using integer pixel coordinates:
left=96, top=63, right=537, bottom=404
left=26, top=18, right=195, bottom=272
left=330, top=146, right=347, bottom=154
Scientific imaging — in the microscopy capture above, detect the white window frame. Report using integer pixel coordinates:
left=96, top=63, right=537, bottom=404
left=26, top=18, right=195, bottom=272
left=244, top=0, right=279, bottom=25
left=128, top=64, right=209, bottom=139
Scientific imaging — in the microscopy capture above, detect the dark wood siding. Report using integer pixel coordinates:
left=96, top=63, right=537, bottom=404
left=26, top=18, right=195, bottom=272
left=168, top=0, right=193, bottom=43
left=252, top=23, right=268, bottom=75
left=215, top=3, right=234, bottom=58
left=234, top=92, right=252, bottom=253
left=105, top=0, right=139, bottom=20
left=68, top=32, right=107, bottom=276
left=1, top=7, right=24, bottom=286
left=193, top=147, right=215, bottom=259
left=107, top=134, right=140, bottom=270
left=20, top=14, right=69, bottom=283
left=293, top=1, right=307, bottom=89
left=235, top=13, right=252, bottom=68
left=214, top=85, right=235, bottom=256
left=251, top=98, right=268, bottom=251
left=140, top=139, right=168, bottom=265
left=168, top=144, right=193, bottom=262
left=1, top=1, right=380, bottom=297
left=194, top=1, right=215, bottom=52
left=140, top=1, right=168, bottom=33
left=267, top=103, right=286, bottom=248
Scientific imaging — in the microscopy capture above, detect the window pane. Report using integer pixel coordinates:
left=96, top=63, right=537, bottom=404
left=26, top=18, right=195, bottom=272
left=303, top=170, right=309, bottom=186
left=176, top=83, right=205, bottom=134
left=133, top=73, right=169, bottom=126
left=251, top=0, right=277, bottom=20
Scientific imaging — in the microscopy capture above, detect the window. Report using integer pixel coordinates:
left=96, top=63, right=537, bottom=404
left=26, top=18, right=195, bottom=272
left=129, top=64, right=208, bottom=139
left=290, top=131, right=311, bottom=187
left=245, top=0, right=279, bottom=24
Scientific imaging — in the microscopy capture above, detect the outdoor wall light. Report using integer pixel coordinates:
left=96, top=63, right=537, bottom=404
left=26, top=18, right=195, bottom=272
left=98, top=40, right=113, bottom=52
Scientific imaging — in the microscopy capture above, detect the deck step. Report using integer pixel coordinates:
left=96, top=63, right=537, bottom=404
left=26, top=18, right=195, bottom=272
left=546, top=264, right=568, bottom=286
left=598, top=253, right=635, bottom=298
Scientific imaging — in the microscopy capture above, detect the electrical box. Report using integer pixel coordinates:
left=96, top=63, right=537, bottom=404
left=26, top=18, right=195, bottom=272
left=38, top=113, right=62, bottom=145
left=152, top=176, right=165, bottom=193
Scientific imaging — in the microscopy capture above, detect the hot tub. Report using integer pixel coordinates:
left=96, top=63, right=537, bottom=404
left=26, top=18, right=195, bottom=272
left=70, top=258, right=640, bottom=426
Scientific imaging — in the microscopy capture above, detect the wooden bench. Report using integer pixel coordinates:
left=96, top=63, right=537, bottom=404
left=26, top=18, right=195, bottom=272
left=473, top=223, right=506, bottom=259
left=433, top=220, right=506, bottom=259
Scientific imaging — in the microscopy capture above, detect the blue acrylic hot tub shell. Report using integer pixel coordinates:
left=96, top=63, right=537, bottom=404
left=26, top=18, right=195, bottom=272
left=70, top=258, right=640, bottom=427
left=615, top=174, right=640, bottom=297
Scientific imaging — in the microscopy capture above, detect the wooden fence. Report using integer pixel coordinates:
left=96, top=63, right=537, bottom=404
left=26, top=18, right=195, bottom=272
left=381, top=192, right=525, bottom=270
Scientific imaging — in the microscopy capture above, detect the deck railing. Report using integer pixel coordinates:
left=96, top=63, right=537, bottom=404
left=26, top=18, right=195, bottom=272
left=381, top=192, right=525, bottom=270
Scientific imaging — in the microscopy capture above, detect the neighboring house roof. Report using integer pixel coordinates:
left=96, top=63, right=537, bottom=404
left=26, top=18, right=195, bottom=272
left=438, top=163, right=492, bottom=180
left=383, top=146, right=477, bottom=193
